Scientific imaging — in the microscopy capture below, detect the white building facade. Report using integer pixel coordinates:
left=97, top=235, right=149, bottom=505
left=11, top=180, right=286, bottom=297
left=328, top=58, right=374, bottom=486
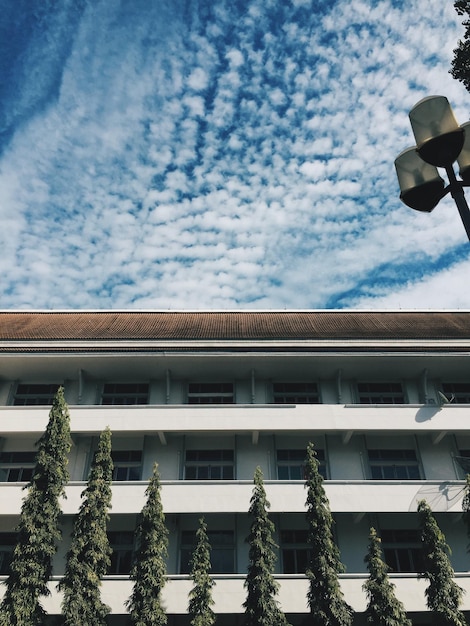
left=0, top=310, right=469, bottom=625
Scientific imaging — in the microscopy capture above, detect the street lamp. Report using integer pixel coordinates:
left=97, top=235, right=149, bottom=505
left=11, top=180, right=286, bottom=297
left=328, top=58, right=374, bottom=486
left=395, top=95, right=470, bottom=240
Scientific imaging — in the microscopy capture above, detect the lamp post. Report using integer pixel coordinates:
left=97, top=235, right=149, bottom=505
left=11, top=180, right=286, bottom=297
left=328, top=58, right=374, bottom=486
left=395, top=95, right=470, bottom=241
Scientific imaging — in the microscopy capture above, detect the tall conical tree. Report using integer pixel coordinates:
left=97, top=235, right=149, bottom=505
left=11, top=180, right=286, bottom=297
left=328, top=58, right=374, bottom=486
left=127, top=463, right=168, bottom=626
left=59, top=427, right=113, bottom=626
left=0, top=386, right=72, bottom=626
left=363, top=527, right=411, bottom=626
left=417, top=499, right=467, bottom=626
left=188, top=517, right=216, bottom=626
left=451, top=1, right=470, bottom=92
left=304, top=442, right=353, bottom=626
left=243, top=466, right=290, bottom=626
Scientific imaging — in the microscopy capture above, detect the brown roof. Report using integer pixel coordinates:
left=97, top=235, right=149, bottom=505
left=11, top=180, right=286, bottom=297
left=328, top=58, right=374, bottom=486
left=0, top=311, right=469, bottom=341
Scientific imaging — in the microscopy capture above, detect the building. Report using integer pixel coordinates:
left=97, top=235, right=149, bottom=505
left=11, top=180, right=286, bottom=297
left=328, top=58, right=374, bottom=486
left=0, top=310, right=469, bottom=624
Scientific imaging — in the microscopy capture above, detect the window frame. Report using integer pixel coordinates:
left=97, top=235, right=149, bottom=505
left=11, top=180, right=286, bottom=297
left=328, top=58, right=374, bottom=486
left=111, top=450, right=143, bottom=481
left=271, top=382, right=320, bottom=404
left=441, top=382, right=470, bottom=404
left=367, top=449, right=421, bottom=480
left=280, top=529, right=310, bottom=574
left=380, top=528, right=422, bottom=573
left=0, top=532, right=16, bottom=575
left=107, top=530, right=135, bottom=575
left=184, top=449, right=235, bottom=480
left=276, top=449, right=327, bottom=480
left=356, top=382, right=405, bottom=404
left=186, top=382, right=234, bottom=404
left=180, top=529, right=235, bottom=574
left=0, top=451, right=36, bottom=482
left=13, top=383, right=60, bottom=406
left=101, top=383, right=149, bottom=405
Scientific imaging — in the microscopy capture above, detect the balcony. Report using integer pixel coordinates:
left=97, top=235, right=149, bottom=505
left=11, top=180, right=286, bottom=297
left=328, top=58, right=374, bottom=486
left=2, top=573, right=470, bottom=614
left=0, top=480, right=463, bottom=515
left=0, top=403, right=469, bottom=438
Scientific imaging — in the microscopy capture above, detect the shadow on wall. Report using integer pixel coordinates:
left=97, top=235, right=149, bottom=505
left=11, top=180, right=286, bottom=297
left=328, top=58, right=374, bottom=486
left=415, top=405, right=442, bottom=422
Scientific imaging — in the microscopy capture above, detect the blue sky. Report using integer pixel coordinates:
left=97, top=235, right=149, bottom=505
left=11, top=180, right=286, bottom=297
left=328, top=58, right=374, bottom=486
left=0, top=0, right=469, bottom=309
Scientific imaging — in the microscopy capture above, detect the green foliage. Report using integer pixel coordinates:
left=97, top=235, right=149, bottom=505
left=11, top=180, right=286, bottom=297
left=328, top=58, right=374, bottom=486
left=243, top=466, right=290, bottom=626
left=451, top=1, right=470, bottom=92
left=363, top=527, right=411, bottom=626
left=304, top=442, right=353, bottom=626
left=127, top=463, right=168, bottom=626
left=0, top=387, right=71, bottom=626
left=188, top=517, right=216, bottom=626
left=417, top=499, right=467, bottom=626
left=59, top=427, right=113, bottom=626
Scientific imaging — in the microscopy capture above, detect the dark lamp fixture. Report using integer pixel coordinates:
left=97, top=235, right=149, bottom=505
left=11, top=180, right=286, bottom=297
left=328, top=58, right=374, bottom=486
left=395, top=95, right=470, bottom=240
left=395, top=147, right=444, bottom=212
left=409, top=96, right=464, bottom=167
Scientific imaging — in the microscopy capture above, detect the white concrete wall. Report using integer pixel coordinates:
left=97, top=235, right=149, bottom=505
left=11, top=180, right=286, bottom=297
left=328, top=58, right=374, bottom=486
left=1, top=403, right=470, bottom=438
left=0, top=480, right=464, bottom=517
left=2, top=573, right=469, bottom=615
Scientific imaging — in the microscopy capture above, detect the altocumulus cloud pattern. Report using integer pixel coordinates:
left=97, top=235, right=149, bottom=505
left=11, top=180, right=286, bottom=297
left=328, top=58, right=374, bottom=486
left=0, top=0, right=469, bottom=310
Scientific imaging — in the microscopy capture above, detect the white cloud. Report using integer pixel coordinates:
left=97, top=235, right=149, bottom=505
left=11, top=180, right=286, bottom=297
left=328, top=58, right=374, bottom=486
left=226, top=48, right=244, bottom=68
left=187, top=67, right=209, bottom=91
left=0, top=0, right=468, bottom=310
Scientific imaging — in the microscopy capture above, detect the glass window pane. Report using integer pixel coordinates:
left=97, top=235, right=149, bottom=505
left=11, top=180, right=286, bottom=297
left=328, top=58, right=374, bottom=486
left=370, top=466, right=383, bottom=479
left=198, top=466, right=209, bottom=479
left=383, top=466, right=395, bottom=479
left=394, top=466, right=408, bottom=479
left=185, top=466, right=197, bottom=479
left=289, top=466, right=303, bottom=480
left=114, top=467, right=128, bottom=481
left=7, top=469, right=20, bottom=482
left=383, top=548, right=398, bottom=572
left=128, top=467, right=141, bottom=480
left=180, top=548, right=191, bottom=574
left=20, top=468, right=33, bottom=482
left=396, top=549, right=412, bottom=572
left=211, top=548, right=234, bottom=573
left=222, top=466, right=234, bottom=479
left=282, top=549, right=296, bottom=574
left=296, top=549, right=309, bottom=573
left=407, top=466, right=421, bottom=479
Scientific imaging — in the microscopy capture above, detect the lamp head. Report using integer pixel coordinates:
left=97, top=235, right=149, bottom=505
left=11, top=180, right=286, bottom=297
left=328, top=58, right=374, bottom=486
left=395, top=147, right=445, bottom=212
left=409, top=96, right=464, bottom=167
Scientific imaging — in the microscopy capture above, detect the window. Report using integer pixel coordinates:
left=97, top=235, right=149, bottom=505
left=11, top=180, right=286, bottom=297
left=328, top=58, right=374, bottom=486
left=368, top=449, right=421, bottom=480
left=381, top=529, right=422, bottom=573
left=272, top=382, right=319, bottom=404
left=101, top=383, right=149, bottom=405
left=180, top=529, right=234, bottom=573
left=456, top=450, right=470, bottom=474
left=357, top=382, right=405, bottom=404
left=187, top=383, right=234, bottom=404
left=13, top=383, right=60, bottom=406
left=108, top=531, right=135, bottom=574
left=0, top=452, right=35, bottom=482
left=184, top=450, right=234, bottom=480
left=111, top=451, right=142, bottom=481
left=0, top=533, right=16, bottom=574
left=276, top=449, right=326, bottom=480
left=442, top=382, right=470, bottom=404
left=281, top=529, right=310, bottom=574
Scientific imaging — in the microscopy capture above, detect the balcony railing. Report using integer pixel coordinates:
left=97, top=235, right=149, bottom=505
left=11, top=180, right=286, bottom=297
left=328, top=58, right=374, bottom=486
left=0, top=479, right=464, bottom=515
left=1, top=573, right=469, bottom=614
left=0, top=403, right=469, bottom=437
